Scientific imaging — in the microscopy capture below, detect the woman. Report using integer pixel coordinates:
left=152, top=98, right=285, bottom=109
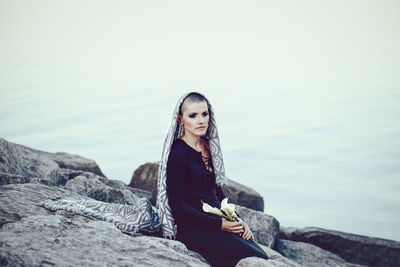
left=156, top=92, right=269, bottom=266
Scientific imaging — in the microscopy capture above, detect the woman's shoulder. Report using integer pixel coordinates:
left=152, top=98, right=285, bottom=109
left=168, top=139, right=188, bottom=161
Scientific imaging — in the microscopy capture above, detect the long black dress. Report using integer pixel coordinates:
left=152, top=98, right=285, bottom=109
left=166, top=138, right=269, bottom=267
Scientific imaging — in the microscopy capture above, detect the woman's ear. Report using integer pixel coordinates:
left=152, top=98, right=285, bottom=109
left=178, top=115, right=183, bottom=124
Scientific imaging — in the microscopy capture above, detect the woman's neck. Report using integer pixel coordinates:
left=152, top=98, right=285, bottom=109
left=181, top=134, right=202, bottom=152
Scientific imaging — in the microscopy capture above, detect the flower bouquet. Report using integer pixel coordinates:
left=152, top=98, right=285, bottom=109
left=202, top=198, right=268, bottom=257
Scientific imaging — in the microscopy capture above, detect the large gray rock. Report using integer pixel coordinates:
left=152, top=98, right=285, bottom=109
left=236, top=257, right=292, bottom=267
left=66, top=175, right=140, bottom=205
left=0, top=183, right=90, bottom=226
left=237, top=244, right=302, bottom=267
left=0, top=168, right=152, bottom=206
left=58, top=168, right=152, bottom=202
left=0, top=137, right=152, bottom=204
left=279, top=226, right=297, bottom=239
left=236, top=205, right=280, bottom=248
left=44, top=151, right=105, bottom=176
left=0, top=168, right=82, bottom=187
left=279, top=226, right=400, bottom=267
left=222, top=179, right=264, bottom=212
left=99, top=175, right=152, bottom=200
left=236, top=245, right=302, bottom=267
left=0, top=137, right=105, bottom=181
left=0, top=214, right=209, bottom=267
left=2, top=139, right=398, bottom=266
left=0, top=171, right=31, bottom=185
left=130, top=162, right=264, bottom=211
left=130, top=162, right=160, bottom=205
left=276, top=239, right=365, bottom=267
left=0, top=183, right=209, bottom=266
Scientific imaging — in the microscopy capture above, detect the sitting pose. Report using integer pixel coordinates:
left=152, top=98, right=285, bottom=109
left=156, top=92, right=269, bottom=266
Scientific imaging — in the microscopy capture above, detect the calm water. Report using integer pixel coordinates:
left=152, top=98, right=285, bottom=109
left=1, top=0, right=399, bottom=241
left=1, top=86, right=399, bottom=241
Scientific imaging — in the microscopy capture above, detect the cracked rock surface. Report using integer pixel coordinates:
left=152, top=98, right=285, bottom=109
left=1, top=137, right=397, bottom=267
left=0, top=215, right=208, bottom=267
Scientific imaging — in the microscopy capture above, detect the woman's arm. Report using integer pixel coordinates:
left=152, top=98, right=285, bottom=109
left=216, top=184, right=226, bottom=202
left=167, top=152, right=222, bottom=231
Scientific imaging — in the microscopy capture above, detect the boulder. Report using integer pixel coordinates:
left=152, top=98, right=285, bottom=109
left=276, top=239, right=365, bottom=267
left=43, top=151, right=105, bottom=176
left=130, top=162, right=160, bottom=205
left=66, top=175, right=140, bottom=205
left=58, top=169, right=152, bottom=201
left=99, top=175, right=152, bottom=200
left=129, top=162, right=264, bottom=211
left=0, top=170, right=63, bottom=187
left=0, top=138, right=105, bottom=182
left=236, top=257, right=293, bottom=267
left=0, top=183, right=91, bottom=226
left=2, top=139, right=398, bottom=266
left=0, top=171, right=31, bottom=185
left=0, top=137, right=152, bottom=204
left=236, top=244, right=303, bottom=267
left=278, top=226, right=297, bottom=240
left=0, top=169, right=151, bottom=206
left=222, top=179, right=264, bottom=212
left=236, top=205, right=280, bottom=248
left=0, top=182, right=209, bottom=266
left=237, top=244, right=303, bottom=266
left=279, top=226, right=400, bottom=267
left=0, top=214, right=209, bottom=267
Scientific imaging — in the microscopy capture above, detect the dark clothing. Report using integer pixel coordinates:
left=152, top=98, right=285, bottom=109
left=167, top=139, right=269, bottom=267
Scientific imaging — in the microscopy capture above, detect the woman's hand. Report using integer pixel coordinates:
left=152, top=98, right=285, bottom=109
left=221, top=218, right=244, bottom=235
left=241, top=221, right=254, bottom=240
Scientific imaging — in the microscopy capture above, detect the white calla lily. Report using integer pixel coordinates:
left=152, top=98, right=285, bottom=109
left=231, top=210, right=239, bottom=221
left=201, top=198, right=268, bottom=258
left=202, top=201, right=226, bottom=218
left=220, top=198, right=239, bottom=221
left=221, top=198, right=229, bottom=209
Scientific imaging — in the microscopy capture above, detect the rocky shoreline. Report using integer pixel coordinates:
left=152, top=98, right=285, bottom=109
left=1, top=137, right=399, bottom=266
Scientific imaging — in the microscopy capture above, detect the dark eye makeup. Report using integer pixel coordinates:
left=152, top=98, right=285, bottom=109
left=187, top=111, right=209, bottom=118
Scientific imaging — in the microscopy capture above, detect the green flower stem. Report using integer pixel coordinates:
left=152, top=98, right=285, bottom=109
left=222, top=210, right=233, bottom=221
left=201, top=198, right=268, bottom=258
left=230, top=217, right=268, bottom=257
left=251, top=239, right=269, bottom=257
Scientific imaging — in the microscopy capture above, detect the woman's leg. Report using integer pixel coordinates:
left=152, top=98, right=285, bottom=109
left=177, top=226, right=269, bottom=267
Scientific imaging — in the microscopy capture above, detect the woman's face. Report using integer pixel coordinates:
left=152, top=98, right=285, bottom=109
left=180, top=100, right=209, bottom=138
